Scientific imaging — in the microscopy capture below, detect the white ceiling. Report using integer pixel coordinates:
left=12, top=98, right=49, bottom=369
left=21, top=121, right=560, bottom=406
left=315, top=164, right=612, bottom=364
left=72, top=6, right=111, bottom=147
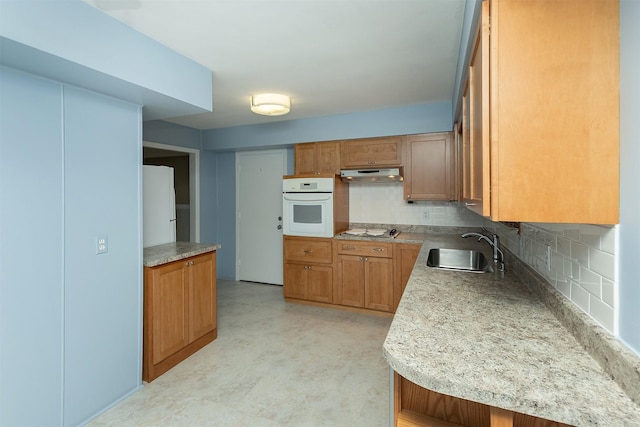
left=83, top=0, right=466, bottom=130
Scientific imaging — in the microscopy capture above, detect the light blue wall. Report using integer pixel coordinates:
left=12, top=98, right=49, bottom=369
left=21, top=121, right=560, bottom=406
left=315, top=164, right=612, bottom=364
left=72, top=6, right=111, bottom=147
left=62, top=86, right=142, bottom=426
left=0, top=67, right=65, bottom=426
left=452, top=0, right=482, bottom=120
left=0, top=0, right=212, bottom=120
left=214, top=152, right=238, bottom=280
left=143, top=120, right=202, bottom=150
left=0, top=67, right=143, bottom=425
left=202, top=102, right=452, bottom=151
left=619, top=0, right=640, bottom=354
left=0, top=1, right=211, bottom=424
left=200, top=150, right=219, bottom=249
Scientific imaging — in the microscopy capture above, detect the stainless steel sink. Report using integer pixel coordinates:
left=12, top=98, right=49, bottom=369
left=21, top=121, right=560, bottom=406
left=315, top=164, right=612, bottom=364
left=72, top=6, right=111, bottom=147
left=426, top=248, right=493, bottom=273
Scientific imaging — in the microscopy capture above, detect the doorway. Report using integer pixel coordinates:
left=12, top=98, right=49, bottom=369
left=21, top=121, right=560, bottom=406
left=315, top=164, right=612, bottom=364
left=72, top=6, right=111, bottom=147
left=143, top=141, right=200, bottom=242
left=236, top=149, right=287, bottom=285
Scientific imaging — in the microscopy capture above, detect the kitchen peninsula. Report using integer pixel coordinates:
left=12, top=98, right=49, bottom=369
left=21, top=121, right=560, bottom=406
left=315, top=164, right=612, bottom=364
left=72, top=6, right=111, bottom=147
left=143, top=242, right=221, bottom=382
left=383, top=234, right=640, bottom=426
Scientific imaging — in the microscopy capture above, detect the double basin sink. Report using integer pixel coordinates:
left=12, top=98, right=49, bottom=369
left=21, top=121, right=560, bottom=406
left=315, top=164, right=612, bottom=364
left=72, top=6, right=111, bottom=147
left=426, top=248, right=493, bottom=273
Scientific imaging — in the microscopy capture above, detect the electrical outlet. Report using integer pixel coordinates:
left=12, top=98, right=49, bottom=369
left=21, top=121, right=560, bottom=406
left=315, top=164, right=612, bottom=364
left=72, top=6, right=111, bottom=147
left=546, top=245, right=551, bottom=271
left=97, top=236, right=108, bottom=255
left=422, top=210, right=429, bottom=220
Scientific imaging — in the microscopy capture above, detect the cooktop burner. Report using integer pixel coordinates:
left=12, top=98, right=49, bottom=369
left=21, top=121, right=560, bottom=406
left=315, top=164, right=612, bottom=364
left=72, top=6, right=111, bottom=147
left=341, top=228, right=401, bottom=238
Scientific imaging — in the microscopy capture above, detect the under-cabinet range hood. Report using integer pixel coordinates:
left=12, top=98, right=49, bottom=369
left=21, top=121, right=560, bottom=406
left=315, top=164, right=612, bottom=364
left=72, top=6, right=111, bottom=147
left=340, top=167, right=403, bottom=183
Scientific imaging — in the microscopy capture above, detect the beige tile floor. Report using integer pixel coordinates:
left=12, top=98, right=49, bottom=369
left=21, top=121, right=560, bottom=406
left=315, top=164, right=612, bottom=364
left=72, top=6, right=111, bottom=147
left=88, top=280, right=393, bottom=427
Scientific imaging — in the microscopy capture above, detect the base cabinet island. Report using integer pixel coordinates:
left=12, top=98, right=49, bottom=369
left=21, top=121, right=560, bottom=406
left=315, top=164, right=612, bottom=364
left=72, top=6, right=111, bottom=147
left=143, top=242, right=220, bottom=382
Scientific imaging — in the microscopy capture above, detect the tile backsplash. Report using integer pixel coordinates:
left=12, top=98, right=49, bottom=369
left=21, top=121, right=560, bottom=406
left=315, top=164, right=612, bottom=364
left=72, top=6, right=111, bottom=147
left=348, top=182, right=482, bottom=227
left=483, top=220, right=617, bottom=334
left=350, top=182, right=617, bottom=334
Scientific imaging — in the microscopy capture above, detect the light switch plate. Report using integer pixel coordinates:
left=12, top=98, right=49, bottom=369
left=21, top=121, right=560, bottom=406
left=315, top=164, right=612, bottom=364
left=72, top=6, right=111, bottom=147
left=97, top=236, right=108, bottom=254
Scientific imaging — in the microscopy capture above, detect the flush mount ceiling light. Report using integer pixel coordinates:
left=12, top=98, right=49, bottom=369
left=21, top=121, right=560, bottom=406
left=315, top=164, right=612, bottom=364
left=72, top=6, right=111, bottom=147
left=250, top=93, right=291, bottom=116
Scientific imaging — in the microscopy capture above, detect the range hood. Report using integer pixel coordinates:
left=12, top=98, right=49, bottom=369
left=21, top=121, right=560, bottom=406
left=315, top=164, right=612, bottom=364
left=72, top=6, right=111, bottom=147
left=340, top=167, right=403, bottom=183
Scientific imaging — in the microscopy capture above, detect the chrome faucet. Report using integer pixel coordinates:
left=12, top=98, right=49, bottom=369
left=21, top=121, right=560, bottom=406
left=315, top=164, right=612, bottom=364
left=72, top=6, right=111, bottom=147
left=461, top=231, right=505, bottom=271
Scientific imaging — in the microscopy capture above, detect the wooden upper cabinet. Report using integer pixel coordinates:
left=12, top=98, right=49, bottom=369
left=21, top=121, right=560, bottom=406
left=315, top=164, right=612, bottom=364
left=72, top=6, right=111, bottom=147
left=294, top=141, right=340, bottom=175
left=463, top=8, right=490, bottom=218
left=403, top=132, right=455, bottom=201
left=340, top=136, right=403, bottom=168
left=471, top=0, right=619, bottom=224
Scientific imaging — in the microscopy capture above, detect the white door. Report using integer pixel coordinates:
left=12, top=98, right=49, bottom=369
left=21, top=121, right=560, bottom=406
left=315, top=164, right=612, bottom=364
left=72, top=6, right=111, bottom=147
left=143, top=165, right=176, bottom=248
left=237, top=149, right=288, bottom=285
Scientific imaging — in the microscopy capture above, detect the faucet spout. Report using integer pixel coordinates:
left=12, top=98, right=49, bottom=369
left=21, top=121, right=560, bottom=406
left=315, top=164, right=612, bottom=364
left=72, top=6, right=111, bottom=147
left=461, top=231, right=505, bottom=271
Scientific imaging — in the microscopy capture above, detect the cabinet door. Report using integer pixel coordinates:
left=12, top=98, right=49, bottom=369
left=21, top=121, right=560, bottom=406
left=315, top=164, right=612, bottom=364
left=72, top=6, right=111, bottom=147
left=307, top=265, right=333, bottom=303
left=294, top=143, right=317, bottom=175
left=283, top=262, right=308, bottom=300
left=315, top=141, right=341, bottom=175
left=150, top=261, right=189, bottom=365
left=188, top=253, right=216, bottom=343
left=341, top=137, right=403, bottom=168
left=336, top=255, right=365, bottom=308
left=488, top=0, right=618, bottom=223
left=394, top=243, right=421, bottom=311
left=364, top=257, right=394, bottom=312
left=404, top=133, right=454, bottom=201
left=466, top=2, right=490, bottom=217
left=461, top=80, right=472, bottom=202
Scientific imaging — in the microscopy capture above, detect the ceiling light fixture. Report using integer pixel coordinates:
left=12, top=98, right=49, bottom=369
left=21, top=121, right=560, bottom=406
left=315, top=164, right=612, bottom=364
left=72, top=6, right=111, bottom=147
left=250, top=93, right=291, bottom=116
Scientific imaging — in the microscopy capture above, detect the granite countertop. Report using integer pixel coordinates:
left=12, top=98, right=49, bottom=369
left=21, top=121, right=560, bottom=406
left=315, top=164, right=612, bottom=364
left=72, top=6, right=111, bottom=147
left=143, top=242, right=221, bottom=267
left=383, top=233, right=640, bottom=426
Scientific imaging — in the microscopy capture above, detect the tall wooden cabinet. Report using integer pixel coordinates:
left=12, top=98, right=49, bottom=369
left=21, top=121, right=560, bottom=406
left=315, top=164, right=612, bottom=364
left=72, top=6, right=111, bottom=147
left=403, top=133, right=455, bottom=201
left=463, top=0, right=619, bottom=223
left=143, top=251, right=217, bottom=382
left=294, top=141, right=341, bottom=175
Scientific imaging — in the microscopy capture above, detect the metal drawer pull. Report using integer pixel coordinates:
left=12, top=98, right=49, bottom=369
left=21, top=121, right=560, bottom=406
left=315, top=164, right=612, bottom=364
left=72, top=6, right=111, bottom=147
left=373, top=248, right=384, bottom=252
left=345, top=245, right=356, bottom=250
left=303, top=249, right=313, bottom=254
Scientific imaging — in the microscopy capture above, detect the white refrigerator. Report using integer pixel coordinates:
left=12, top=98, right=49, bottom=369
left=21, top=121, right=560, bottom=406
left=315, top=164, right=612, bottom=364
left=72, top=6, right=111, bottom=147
left=143, top=165, right=177, bottom=248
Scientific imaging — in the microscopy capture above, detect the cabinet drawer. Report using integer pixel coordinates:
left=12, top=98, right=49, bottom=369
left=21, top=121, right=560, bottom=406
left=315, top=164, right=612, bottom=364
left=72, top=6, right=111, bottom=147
left=284, top=237, right=333, bottom=264
left=336, top=241, right=393, bottom=258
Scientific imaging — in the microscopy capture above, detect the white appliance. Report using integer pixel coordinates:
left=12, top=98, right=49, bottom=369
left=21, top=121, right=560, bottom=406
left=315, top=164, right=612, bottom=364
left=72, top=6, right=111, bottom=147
left=143, top=165, right=177, bottom=248
left=283, top=177, right=335, bottom=238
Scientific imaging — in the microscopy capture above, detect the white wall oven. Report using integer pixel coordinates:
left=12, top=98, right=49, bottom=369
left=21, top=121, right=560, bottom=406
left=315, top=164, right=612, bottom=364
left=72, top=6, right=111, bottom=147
left=283, top=177, right=335, bottom=238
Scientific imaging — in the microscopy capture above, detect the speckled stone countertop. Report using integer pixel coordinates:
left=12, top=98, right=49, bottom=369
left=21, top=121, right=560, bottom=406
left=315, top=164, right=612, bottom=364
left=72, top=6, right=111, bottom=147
left=383, top=234, right=640, bottom=426
left=143, top=242, right=221, bottom=267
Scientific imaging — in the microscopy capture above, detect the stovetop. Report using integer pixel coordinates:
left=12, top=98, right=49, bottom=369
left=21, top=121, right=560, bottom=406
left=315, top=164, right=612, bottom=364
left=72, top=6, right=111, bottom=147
left=340, top=228, right=401, bottom=239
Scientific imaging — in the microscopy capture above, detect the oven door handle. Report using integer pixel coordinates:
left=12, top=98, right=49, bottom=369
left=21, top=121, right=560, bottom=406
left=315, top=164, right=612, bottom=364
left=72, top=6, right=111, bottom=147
left=283, top=193, right=333, bottom=202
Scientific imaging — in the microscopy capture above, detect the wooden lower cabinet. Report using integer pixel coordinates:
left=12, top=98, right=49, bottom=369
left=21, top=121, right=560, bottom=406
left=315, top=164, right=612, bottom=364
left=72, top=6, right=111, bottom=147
left=284, top=237, right=419, bottom=315
left=336, top=241, right=394, bottom=313
left=143, top=251, right=217, bottom=382
left=394, top=243, right=421, bottom=311
left=283, top=236, right=334, bottom=304
left=394, top=373, right=572, bottom=427
left=283, top=262, right=333, bottom=303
